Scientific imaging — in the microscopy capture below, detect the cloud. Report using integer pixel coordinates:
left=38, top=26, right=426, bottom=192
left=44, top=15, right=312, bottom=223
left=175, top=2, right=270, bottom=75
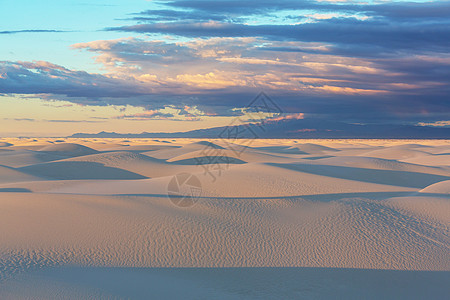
left=2, top=1, right=449, bottom=126
left=108, top=1, right=450, bottom=49
left=3, top=118, right=104, bottom=123
left=45, top=119, right=105, bottom=123
left=114, top=110, right=175, bottom=120
left=417, top=120, right=450, bottom=127
left=107, top=18, right=450, bottom=54
left=267, top=112, right=305, bottom=122
left=127, top=9, right=228, bottom=23
left=3, top=29, right=449, bottom=123
left=292, top=128, right=316, bottom=132
left=8, top=118, right=36, bottom=122
left=113, top=108, right=203, bottom=121
left=161, top=0, right=450, bottom=22
left=172, top=71, right=247, bottom=89
left=0, top=60, right=150, bottom=99
left=0, top=30, right=69, bottom=34
left=72, top=36, right=450, bottom=98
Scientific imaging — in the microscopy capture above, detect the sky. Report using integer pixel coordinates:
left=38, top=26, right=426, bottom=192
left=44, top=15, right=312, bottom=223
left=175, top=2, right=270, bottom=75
left=0, top=0, right=449, bottom=137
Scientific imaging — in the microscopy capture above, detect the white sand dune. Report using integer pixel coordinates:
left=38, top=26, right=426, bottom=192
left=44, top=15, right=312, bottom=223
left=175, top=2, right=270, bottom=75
left=167, top=148, right=292, bottom=164
left=19, top=161, right=148, bottom=180
left=63, top=151, right=205, bottom=178
left=0, top=165, right=42, bottom=184
left=420, top=180, right=450, bottom=194
left=269, top=162, right=450, bottom=188
left=358, top=147, right=428, bottom=160
left=422, top=145, right=450, bottom=155
left=38, top=143, right=99, bottom=157
left=0, top=138, right=448, bottom=298
left=7, top=162, right=419, bottom=197
left=313, top=156, right=450, bottom=175
left=386, top=195, right=450, bottom=224
left=296, top=143, right=338, bottom=153
left=143, top=141, right=226, bottom=160
left=99, top=144, right=179, bottom=152
left=402, top=154, right=450, bottom=167
left=0, top=191, right=448, bottom=270
left=0, top=149, right=67, bottom=168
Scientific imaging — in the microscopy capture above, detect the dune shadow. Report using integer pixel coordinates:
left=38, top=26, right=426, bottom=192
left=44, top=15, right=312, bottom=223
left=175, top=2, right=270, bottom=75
left=4, top=267, right=448, bottom=300
left=114, top=191, right=428, bottom=202
left=19, top=161, right=148, bottom=180
left=300, top=155, right=335, bottom=160
left=171, top=156, right=246, bottom=165
left=268, top=163, right=450, bottom=188
left=102, top=145, right=181, bottom=154
left=0, top=188, right=31, bottom=193
left=192, top=141, right=224, bottom=149
left=253, top=146, right=308, bottom=154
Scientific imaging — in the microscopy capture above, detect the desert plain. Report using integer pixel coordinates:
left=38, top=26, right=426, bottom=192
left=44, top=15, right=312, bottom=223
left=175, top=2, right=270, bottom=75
left=0, top=138, right=448, bottom=299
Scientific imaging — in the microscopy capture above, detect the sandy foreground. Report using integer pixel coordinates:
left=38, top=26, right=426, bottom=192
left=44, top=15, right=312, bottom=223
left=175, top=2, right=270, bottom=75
left=0, top=138, right=448, bottom=299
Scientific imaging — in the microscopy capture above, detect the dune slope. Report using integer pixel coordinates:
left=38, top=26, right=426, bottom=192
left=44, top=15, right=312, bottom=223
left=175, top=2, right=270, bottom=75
left=0, top=138, right=448, bottom=298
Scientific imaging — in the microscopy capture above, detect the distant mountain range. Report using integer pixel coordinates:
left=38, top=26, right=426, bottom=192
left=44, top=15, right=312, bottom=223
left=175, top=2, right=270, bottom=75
left=69, top=119, right=450, bottom=139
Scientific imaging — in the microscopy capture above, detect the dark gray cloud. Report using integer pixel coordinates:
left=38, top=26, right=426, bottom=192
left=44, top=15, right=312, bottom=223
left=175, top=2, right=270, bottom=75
left=367, top=2, right=450, bottom=20
left=7, top=118, right=36, bottom=122
left=0, top=30, right=68, bottom=34
left=162, top=0, right=347, bottom=15
left=106, top=0, right=450, bottom=57
left=107, top=18, right=450, bottom=54
left=120, top=0, right=449, bottom=70
left=162, top=0, right=450, bottom=21
left=0, top=61, right=149, bottom=99
left=127, top=9, right=229, bottom=22
left=120, top=0, right=450, bottom=26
